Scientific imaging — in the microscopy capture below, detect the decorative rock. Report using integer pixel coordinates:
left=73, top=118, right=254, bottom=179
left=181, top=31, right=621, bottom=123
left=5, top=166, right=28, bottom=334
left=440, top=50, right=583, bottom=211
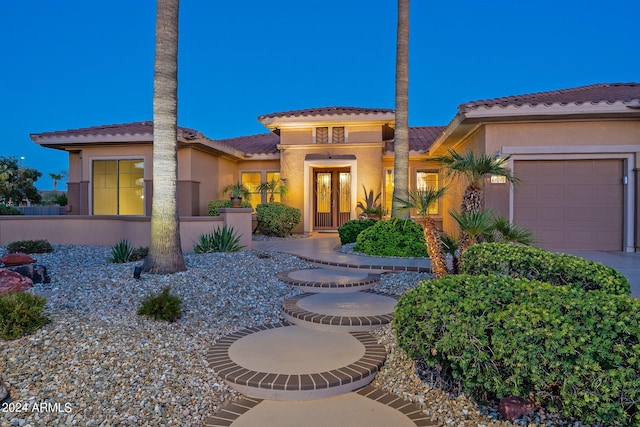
left=0, top=268, right=33, bottom=295
left=9, top=264, right=50, bottom=284
left=1, top=253, right=36, bottom=267
left=498, top=396, right=537, bottom=421
left=0, top=376, right=8, bottom=402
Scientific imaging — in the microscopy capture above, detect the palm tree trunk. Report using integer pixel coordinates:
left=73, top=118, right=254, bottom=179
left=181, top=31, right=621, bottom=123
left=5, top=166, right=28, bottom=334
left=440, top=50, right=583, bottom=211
left=391, top=0, right=410, bottom=219
left=461, top=181, right=482, bottom=214
left=421, top=217, right=448, bottom=279
left=142, top=0, right=186, bottom=274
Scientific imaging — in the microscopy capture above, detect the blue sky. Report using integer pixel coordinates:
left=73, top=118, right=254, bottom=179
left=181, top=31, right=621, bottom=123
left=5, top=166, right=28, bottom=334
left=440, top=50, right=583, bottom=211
left=2, top=0, right=638, bottom=190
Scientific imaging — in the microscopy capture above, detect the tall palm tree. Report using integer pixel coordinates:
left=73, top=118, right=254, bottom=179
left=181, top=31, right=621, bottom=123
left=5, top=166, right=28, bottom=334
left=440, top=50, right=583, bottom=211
left=142, top=0, right=186, bottom=274
left=435, top=148, right=519, bottom=214
left=395, top=187, right=449, bottom=279
left=49, top=173, right=63, bottom=192
left=391, top=0, right=410, bottom=219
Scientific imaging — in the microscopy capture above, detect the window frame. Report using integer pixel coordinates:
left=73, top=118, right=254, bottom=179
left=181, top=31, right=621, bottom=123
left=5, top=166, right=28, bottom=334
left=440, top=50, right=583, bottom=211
left=91, top=157, right=145, bottom=216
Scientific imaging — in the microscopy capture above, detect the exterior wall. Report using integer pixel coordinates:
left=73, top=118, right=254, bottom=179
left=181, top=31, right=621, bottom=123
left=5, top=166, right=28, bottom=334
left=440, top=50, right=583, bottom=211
left=441, top=127, right=487, bottom=235
left=347, top=125, right=382, bottom=143
left=0, top=211, right=253, bottom=253
left=280, top=129, right=313, bottom=145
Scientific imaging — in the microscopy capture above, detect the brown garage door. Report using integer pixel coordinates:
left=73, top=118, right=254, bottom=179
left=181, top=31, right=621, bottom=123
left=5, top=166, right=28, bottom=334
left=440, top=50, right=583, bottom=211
left=513, top=159, right=624, bottom=250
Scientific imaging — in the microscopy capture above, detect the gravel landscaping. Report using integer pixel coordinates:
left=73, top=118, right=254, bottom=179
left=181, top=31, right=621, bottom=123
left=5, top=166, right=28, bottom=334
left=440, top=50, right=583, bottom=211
left=0, top=244, right=607, bottom=426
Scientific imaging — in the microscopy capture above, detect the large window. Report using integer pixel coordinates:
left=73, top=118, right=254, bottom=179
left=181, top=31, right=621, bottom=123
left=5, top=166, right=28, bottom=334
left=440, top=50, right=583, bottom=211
left=384, top=169, right=394, bottom=215
left=93, top=159, right=144, bottom=215
left=416, top=171, right=439, bottom=215
left=241, top=171, right=283, bottom=206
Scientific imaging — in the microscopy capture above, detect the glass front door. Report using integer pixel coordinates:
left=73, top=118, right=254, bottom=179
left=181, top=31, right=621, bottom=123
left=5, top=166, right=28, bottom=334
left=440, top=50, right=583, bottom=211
left=314, top=168, right=351, bottom=229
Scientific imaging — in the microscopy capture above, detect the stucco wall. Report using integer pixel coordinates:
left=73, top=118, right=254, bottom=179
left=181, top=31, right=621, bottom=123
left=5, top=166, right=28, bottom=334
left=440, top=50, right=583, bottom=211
left=0, top=211, right=253, bottom=253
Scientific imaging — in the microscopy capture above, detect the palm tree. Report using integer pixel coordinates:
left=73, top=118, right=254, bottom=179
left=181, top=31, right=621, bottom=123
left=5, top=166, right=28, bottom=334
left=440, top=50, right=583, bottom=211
left=449, top=209, right=495, bottom=256
left=435, top=148, right=519, bottom=214
left=489, top=216, right=536, bottom=245
left=49, top=173, right=63, bottom=192
left=395, top=187, right=449, bottom=279
left=391, top=0, right=410, bottom=219
left=142, top=0, right=186, bottom=274
left=255, top=178, right=289, bottom=203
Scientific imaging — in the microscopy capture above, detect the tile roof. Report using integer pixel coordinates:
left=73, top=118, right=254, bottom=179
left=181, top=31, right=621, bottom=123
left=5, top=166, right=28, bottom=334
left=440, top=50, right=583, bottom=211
left=460, top=82, right=640, bottom=112
left=258, top=106, right=394, bottom=120
left=30, top=121, right=202, bottom=140
left=385, top=126, right=446, bottom=153
left=216, top=132, right=280, bottom=155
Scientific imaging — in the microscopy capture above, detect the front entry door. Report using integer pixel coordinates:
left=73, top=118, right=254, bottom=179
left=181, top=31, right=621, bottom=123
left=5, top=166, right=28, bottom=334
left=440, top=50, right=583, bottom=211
left=314, top=168, right=351, bottom=230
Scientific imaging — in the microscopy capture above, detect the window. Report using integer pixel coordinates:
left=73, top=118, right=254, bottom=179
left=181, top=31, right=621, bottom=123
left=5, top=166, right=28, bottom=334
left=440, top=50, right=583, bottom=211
left=241, top=172, right=262, bottom=208
left=416, top=171, right=439, bottom=215
left=265, top=171, right=282, bottom=203
left=384, top=169, right=394, bottom=215
left=315, top=126, right=346, bottom=144
left=92, top=159, right=144, bottom=215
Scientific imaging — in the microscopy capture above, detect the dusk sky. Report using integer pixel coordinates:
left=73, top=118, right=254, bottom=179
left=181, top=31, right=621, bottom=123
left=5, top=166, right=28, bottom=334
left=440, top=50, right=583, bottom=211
left=2, top=0, right=638, bottom=190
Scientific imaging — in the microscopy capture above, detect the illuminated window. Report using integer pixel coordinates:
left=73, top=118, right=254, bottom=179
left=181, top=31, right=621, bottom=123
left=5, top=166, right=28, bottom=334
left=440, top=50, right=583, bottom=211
left=416, top=171, right=439, bottom=215
left=92, top=159, right=144, bottom=215
left=384, top=169, right=394, bottom=215
left=241, top=172, right=262, bottom=208
left=265, top=171, right=282, bottom=203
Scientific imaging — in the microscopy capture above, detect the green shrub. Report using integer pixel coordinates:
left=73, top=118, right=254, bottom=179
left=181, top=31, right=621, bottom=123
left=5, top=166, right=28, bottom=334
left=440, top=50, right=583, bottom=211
left=7, top=239, right=53, bottom=254
left=0, top=292, right=49, bottom=340
left=108, top=239, right=134, bottom=263
left=0, top=205, right=24, bottom=215
left=138, top=287, right=182, bottom=322
left=394, top=274, right=640, bottom=424
left=193, top=225, right=245, bottom=253
left=207, top=199, right=252, bottom=216
left=255, top=202, right=301, bottom=237
left=337, top=219, right=377, bottom=245
left=353, top=219, right=427, bottom=257
left=461, top=242, right=630, bottom=295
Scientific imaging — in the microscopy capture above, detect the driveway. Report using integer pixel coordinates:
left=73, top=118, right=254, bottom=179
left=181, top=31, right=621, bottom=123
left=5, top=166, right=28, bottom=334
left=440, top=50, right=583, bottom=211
left=562, top=250, right=640, bottom=298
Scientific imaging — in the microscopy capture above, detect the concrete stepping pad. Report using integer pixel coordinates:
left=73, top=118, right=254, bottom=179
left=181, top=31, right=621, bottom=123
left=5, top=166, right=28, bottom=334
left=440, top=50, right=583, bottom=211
left=282, top=291, right=398, bottom=332
left=206, top=323, right=386, bottom=400
left=276, top=268, right=379, bottom=293
left=203, top=385, right=441, bottom=427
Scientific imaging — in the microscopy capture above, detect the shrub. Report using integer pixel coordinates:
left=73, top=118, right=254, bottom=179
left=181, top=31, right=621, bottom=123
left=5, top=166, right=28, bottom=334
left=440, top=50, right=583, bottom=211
left=108, top=239, right=133, bottom=263
left=461, top=243, right=630, bottom=295
left=394, top=274, right=640, bottom=424
left=207, top=199, right=252, bottom=216
left=7, top=239, right=53, bottom=254
left=0, top=292, right=49, bottom=340
left=255, top=202, right=301, bottom=237
left=337, top=219, right=377, bottom=245
left=193, top=225, right=245, bottom=253
left=353, top=219, right=428, bottom=257
left=0, top=205, right=24, bottom=215
left=138, top=287, right=182, bottom=322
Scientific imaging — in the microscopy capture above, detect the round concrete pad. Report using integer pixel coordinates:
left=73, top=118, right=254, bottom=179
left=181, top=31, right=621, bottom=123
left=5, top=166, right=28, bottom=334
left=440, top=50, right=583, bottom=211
left=228, top=326, right=365, bottom=374
left=229, top=393, right=417, bottom=427
left=297, top=292, right=397, bottom=317
left=288, top=268, right=369, bottom=283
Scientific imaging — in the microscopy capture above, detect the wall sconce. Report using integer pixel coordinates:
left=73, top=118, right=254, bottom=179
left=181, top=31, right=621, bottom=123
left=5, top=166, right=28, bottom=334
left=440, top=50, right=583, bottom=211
left=490, top=176, right=507, bottom=184
left=133, top=266, right=142, bottom=279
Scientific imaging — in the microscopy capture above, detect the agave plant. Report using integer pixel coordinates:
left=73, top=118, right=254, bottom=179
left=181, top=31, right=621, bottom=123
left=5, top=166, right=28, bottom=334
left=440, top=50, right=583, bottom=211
left=108, top=239, right=134, bottom=263
left=193, top=225, right=246, bottom=253
left=356, top=185, right=384, bottom=218
left=394, top=187, right=449, bottom=279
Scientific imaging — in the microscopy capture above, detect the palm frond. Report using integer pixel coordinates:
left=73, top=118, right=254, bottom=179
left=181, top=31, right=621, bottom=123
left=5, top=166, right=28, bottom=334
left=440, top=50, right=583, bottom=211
left=434, top=148, right=520, bottom=185
left=491, top=217, right=536, bottom=245
left=449, top=209, right=495, bottom=240
left=394, top=186, right=447, bottom=216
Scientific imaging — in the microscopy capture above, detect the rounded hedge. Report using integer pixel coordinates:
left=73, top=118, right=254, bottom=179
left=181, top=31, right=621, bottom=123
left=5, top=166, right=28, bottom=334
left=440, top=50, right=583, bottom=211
left=255, top=202, right=301, bottom=237
left=394, top=274, right=640, bottom=424
left=337, top=218, right=377, bottom=245
left=461, top=242, right=630, bottom=295
left=207, top=199, right=252, bottom=216
left=353, top=219, right=427, bottom=257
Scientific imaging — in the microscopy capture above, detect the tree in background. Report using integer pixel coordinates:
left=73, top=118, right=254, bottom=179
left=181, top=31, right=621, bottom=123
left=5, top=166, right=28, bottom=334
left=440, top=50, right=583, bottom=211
left=391, top=0, right=410, bottom=219
left=49, top=170, right=67, bottom=192
left=142, top=0, right=186, bottom=274
left=0, top=156, right=42, bottom=205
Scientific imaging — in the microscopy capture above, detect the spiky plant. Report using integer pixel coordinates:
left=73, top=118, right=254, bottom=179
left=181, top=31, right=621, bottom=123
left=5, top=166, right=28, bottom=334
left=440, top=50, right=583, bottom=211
left=490, top=217, right=536, bottom=246
left=435, top=148, right=519, bottom=214
left=193, top=225, right=245, bottom=253
left=394, top=187, right=449, bottom=279
left=449, top=209, right=495, bottom=256
left=356, top=185, right=383, bottom=218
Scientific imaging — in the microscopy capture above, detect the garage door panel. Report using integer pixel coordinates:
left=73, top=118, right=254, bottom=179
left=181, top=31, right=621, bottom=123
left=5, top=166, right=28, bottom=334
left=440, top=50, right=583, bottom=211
left=513, top=159, right=623, bottom=251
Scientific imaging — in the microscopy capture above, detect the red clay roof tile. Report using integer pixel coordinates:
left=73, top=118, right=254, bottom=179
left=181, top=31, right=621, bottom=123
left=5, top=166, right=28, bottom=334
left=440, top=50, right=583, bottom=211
left=30, top=121, right=202, bottom=140
left=217, top=133, right=280, bottom=155
left=460, top=82, right=640, bottom=112
left=258, top=106, right=394, bottom=120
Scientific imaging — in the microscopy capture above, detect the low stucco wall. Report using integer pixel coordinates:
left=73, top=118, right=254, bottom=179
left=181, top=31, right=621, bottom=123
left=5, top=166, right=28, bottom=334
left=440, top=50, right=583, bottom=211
left=0, top=209, right=253, bottom=253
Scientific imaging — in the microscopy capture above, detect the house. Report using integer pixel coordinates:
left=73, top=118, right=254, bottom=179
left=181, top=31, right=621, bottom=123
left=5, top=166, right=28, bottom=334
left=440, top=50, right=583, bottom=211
left=31, top=83, right=640, bottom=252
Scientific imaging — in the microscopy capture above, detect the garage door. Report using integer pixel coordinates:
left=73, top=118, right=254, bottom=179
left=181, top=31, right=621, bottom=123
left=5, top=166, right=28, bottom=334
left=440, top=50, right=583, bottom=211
left=513, top=159, right=624, bottom=250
